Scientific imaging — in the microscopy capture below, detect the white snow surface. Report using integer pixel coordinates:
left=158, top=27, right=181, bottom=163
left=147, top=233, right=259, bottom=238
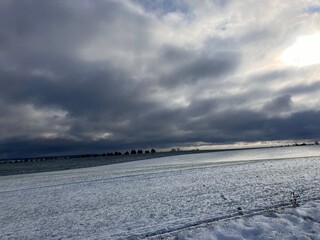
left=170, top=200, right=320, bottom=240
left=1, top=146, right=320, bottom=239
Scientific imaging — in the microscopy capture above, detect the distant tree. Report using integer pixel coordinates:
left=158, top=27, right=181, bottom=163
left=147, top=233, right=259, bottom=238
left=145, top=150, right=150, bottom=154
left=131, top=149, right=137, bottom=154
left=138, top=150, right=143, bottom=154
left=124, top=151, right=130, bottom=155
left=102, top=153, right=106, bottom=157
left=315, top=141, right=319, bottom=145
left=171, top=148, right=176, bottom=152
left=151, top=149, right=156, bottom=153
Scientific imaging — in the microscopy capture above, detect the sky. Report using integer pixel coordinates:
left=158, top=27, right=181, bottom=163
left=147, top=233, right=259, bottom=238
left=1, top=0, right=320, bottom=158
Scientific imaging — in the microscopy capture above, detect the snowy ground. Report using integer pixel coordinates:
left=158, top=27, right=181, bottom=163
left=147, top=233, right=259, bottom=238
left=169, top=200, right=320, bottom=240
left=0, top=146, right=320, bottom=239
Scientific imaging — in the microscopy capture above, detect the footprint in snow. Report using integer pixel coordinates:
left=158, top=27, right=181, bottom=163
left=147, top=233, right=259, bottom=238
left=220, top=194, right=227, bottom=201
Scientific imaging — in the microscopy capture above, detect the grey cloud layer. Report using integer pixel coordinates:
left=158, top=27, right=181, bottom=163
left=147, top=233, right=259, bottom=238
left=1, top=0, right=320, bottom=158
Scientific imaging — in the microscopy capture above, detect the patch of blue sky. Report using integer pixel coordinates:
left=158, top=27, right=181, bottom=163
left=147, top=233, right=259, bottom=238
left=214, top=0, right=229, bottom=9
left=132, top=0, right=190, bottom=15
left=305, top=5, right=320, bottom=14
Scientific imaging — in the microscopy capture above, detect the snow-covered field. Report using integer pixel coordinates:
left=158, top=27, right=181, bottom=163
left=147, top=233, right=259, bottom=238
left=172, top=200, right=320, bottom=240
left=0, top=146, right=320, bottom=239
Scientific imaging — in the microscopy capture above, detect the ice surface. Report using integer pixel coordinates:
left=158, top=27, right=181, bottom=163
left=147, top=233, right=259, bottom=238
left=0, top=146, right=320, bottom=239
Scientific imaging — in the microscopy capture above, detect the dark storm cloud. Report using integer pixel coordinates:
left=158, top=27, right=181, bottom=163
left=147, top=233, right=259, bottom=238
left=0, top=137, right=150, bottom=158
left=0, top=0, right=319, bottom=158
left=181, top=109, right=265, bottom=139
left=179, top=108, right=320, bottom=144
left=186, top=98, right=218, bottom=117
left=161, top=51, right=240, bottom=87
left=264, top=111, right=320, bottom=140
left=159, top=45, right=194, bottom=63
left=2, top=107, right=320, bottom=159
left=1, top=0, right=103, bottom=55
left=249, top=69, right=292, bottom=83
left=279, top=81, right=320, bottom=96
left=0, top=0, right=157, bottom=157
left=263, top=95, right=293, bottom=113
left=0, top=64, right=162, bottom=147
left=106, top=106, right=320, bottom=148
left=0, top=65, right=150, bottom=118
left=0, top=0, right=151, bottom=70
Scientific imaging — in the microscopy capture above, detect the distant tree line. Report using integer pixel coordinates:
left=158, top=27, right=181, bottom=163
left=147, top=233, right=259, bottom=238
left=3, top=148, right=158, bottom=164
left=103, top=149, right=156, bottom=157
left=293, top=141, right=319, bottom=146
left=5, top=140, right=320, bottom=165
